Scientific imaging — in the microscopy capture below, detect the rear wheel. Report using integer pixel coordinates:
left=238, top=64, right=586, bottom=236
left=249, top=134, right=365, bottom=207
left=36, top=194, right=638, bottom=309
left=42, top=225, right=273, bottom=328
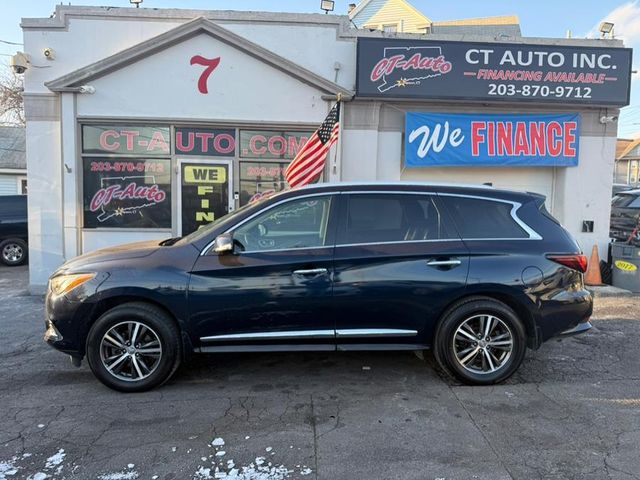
left=86, top=302, right=181, bottom=392
left=433, top=297, right=526, bottom=385
left=0, top=238, right=27, bottom=266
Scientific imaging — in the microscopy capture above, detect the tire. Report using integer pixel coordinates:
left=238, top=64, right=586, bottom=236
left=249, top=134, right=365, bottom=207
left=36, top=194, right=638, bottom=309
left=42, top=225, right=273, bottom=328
left=86, top=302, right=182, bottom=392
left=0, top=238, right=28, bottom=266
left=433, top=297, right=527, bottom=385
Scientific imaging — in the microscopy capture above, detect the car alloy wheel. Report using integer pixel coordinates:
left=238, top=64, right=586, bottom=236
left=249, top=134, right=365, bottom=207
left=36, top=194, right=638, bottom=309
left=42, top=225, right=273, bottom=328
left=2, top=242, right=24, bottom=264
left=452, top=314, right=513, bottom=374
left=99, top=321, right=163, bottom=382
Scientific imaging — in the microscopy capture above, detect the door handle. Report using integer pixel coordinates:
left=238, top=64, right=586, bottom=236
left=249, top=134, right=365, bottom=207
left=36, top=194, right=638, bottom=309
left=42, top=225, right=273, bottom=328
left=427, top=259, right=462, bottom=267
left=293, top=268, right=328, bottom=276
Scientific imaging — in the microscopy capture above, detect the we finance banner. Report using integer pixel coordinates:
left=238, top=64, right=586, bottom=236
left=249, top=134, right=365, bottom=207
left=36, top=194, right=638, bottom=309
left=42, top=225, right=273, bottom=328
left=405, top=113, right=580, bottom=167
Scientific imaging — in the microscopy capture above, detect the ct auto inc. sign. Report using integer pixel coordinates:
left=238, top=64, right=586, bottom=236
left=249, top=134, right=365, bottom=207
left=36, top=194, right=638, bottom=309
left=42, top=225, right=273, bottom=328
left=356, top=38, right=632, bottom=106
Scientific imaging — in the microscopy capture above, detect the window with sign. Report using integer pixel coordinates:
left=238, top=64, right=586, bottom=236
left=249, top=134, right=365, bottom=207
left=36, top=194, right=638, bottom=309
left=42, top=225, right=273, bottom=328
left=81, top=125, right=172, bottom=229
left=239, top=161, right=289, bottom=206
left=237, top=130, right=313, bottom=206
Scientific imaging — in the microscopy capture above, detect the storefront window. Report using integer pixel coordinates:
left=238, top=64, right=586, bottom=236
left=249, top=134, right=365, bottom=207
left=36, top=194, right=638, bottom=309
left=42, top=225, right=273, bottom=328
left=82, top=157, right=171, bottom=229
left=81, top=124, right=172, bottom=229
left=82, top=125, right=170, bottom=156
left=239, top=130, right=311, bottom=160
left=237, top=130, right=313, bottom=205
left=239, top=161, right=289, bottom=205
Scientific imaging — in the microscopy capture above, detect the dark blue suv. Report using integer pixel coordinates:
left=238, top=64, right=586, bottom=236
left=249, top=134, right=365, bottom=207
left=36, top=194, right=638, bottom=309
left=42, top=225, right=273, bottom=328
left=45, top=183, right=593, bottom=391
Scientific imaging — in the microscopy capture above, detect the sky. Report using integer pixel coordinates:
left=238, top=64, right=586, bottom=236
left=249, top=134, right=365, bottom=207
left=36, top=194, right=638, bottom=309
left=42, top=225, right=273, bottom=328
left=1, top=0, right=640, bottom=136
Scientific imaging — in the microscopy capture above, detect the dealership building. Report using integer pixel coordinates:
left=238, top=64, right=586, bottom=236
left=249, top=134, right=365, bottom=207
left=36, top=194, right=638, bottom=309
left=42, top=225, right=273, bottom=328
left=21, top=5, right=631, bottom=291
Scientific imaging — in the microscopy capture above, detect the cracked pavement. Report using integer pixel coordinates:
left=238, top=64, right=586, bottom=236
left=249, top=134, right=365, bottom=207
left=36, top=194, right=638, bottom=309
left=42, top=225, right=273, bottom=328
left=1, top=265, right=640, bottom=479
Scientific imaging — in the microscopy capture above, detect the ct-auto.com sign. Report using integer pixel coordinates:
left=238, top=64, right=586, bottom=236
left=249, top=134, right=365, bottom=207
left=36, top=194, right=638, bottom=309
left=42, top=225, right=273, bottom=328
left=356, top=38, right=632, bottom=105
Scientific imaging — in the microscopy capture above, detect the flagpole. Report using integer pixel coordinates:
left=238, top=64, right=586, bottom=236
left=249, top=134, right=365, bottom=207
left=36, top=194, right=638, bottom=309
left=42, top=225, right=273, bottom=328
left=330, top=93, right=343, bottom=182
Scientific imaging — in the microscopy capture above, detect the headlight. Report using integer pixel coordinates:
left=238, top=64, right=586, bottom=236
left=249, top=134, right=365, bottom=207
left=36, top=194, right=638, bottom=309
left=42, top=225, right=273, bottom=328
left=49, top=273, right=96, bottom=296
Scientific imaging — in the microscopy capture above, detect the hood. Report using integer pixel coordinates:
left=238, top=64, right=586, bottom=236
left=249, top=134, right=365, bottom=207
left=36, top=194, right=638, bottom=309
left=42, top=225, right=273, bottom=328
left=55, top=239, right=163, bottom=274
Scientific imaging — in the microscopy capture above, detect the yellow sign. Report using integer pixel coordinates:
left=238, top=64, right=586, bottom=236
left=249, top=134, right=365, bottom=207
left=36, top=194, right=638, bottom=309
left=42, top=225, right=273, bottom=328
left=184, top=166, right=226, bottom=184
left=615, top=260, right=638, bottom=272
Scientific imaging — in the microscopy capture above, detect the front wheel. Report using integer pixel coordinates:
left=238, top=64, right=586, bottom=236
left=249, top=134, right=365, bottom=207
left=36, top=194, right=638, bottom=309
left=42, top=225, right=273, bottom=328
left=86, top=302, right=181, bottom=392
left=433, top=297, right=527, bottom=385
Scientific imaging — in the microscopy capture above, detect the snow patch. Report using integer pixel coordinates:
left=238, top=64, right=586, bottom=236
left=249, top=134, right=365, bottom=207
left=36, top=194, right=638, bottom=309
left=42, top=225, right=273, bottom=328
left=44, top=449, right=65, bottom=469
left=211, top=438, right=225, bottom=447
left=194, top=466, right=212, bottom=479
left=29, top=473, right=48, bottom=480
left=215, top=451, right=226, bottom=457
left=0, top=456, right=20, bottom=480
left=97, top=470, right=139, bottom=480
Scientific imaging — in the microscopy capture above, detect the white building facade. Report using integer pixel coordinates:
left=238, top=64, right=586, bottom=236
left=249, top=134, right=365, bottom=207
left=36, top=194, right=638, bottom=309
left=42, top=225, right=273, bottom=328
left=21, top=6, right=631, bottom=292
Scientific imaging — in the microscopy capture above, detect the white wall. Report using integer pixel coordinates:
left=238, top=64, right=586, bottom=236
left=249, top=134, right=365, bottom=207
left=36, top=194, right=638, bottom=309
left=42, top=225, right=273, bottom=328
left=553, top=136, right=617, bottom=256
left=23, top=16, right=353, bottom=94
left=76, top=34, right=329, bottom=123
left=26, top=121, right=64, bottom=291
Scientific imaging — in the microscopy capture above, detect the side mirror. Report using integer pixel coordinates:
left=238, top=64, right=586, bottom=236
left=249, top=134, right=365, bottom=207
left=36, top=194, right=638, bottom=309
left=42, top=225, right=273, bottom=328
left=212, top=233, right=234, bottom=255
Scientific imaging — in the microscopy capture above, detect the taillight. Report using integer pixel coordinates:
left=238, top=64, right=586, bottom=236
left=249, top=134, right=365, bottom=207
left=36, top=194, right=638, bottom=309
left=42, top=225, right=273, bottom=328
left=547, top=254, right=588, bottom=273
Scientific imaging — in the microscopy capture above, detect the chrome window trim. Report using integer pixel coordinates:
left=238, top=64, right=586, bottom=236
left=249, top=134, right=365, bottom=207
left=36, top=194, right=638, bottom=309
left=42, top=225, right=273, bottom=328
left=200, top=329, right=335, bottom=342
left=336, top=238, right=458, bottom=248
left=201, top=188, right=542, bottom=255
left=241, top=245, right=333, bottom=255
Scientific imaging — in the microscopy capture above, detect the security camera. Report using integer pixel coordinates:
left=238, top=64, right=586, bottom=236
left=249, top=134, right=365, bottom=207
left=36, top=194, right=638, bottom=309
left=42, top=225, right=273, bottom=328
left=78, top=85, right=96, bottom=94
left=600, top=115, right=618, bottom=124
left=43, top=48, right=55, bottom=60
left=10, top=52, right=29, bottom=74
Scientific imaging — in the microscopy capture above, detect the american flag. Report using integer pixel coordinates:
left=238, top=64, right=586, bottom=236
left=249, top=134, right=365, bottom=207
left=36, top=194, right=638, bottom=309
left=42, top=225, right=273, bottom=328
left=285, top=102, right=340, bottom=188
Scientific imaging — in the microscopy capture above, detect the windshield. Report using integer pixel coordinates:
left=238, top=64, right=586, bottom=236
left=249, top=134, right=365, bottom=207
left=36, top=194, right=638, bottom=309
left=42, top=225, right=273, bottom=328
left=176, top=197, right=270, bottom=245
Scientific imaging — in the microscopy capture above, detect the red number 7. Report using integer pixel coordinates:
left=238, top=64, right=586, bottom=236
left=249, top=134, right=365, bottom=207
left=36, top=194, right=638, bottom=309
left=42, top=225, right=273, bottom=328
left=190, top=55, right=221, bottom=94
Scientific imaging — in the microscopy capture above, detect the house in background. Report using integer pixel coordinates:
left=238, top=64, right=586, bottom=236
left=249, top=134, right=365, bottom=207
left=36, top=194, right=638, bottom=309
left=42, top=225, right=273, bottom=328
left=615, top=138, right=640, bottom=186
left=0, top=126, right=27, bottom=195
left=348, top=0, right=521, bottom=36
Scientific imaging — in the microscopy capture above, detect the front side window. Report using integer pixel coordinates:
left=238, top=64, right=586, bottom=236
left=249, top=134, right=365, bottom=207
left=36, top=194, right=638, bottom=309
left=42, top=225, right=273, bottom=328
left=338, top=194, right=456, bottom=245
left=439, top=196, right=529, bottom=239
left=234, top=196, right=332, bottom=252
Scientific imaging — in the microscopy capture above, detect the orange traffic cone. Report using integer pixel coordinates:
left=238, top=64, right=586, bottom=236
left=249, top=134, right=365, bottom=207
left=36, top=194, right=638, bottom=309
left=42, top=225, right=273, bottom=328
left=585, top=245, right=604, bottom=286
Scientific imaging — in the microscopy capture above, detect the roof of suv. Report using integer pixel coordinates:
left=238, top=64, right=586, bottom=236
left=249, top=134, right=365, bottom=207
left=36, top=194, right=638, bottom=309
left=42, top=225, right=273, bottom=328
left=291, top=181, right=542, bottom=203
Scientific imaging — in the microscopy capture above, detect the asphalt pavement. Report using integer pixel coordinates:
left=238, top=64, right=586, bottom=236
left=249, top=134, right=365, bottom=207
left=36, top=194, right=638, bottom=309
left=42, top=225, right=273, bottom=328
left=1, top=264, right=639, bottom=480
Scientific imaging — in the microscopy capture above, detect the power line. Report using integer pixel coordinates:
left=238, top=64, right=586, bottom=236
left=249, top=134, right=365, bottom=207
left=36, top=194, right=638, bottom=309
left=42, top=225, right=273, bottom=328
left=0, top=40, right=23, bottom=46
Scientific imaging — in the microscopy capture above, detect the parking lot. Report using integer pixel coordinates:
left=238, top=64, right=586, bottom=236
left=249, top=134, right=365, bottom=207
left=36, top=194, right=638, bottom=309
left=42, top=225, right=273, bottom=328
left=1, top=264, right=639, bottom=480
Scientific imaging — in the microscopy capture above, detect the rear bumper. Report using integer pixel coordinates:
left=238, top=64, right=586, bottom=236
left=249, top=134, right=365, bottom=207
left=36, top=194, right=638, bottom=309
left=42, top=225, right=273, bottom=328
left=538, top=288, right=593, bottom=343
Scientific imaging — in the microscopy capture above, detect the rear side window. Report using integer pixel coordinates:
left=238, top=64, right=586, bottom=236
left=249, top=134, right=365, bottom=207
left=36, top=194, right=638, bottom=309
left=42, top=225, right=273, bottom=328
left=612, top=194, right=637, bottom=208
left=338, top=194, right=457, bottom=245
left=439, top=195, right=529, bottom=239
left=0, top=197, right=27, bottom=222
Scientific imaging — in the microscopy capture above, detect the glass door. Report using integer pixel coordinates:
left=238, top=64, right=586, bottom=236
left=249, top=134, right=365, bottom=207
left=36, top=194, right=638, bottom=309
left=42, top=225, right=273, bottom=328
left=177, top=159, right=233, bottom=236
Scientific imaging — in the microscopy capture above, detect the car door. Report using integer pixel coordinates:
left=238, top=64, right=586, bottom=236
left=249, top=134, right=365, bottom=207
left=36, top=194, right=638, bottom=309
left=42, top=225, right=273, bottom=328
left=189, top=193, right=338, bottom=351
left=332, top=192, right=469, bottom=349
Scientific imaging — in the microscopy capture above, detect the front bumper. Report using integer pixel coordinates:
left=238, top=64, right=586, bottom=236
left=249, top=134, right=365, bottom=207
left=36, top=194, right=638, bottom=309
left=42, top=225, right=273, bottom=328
left=44, top=319, right=63, bottom=343
left=557, top=320, right=592, bottom=337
